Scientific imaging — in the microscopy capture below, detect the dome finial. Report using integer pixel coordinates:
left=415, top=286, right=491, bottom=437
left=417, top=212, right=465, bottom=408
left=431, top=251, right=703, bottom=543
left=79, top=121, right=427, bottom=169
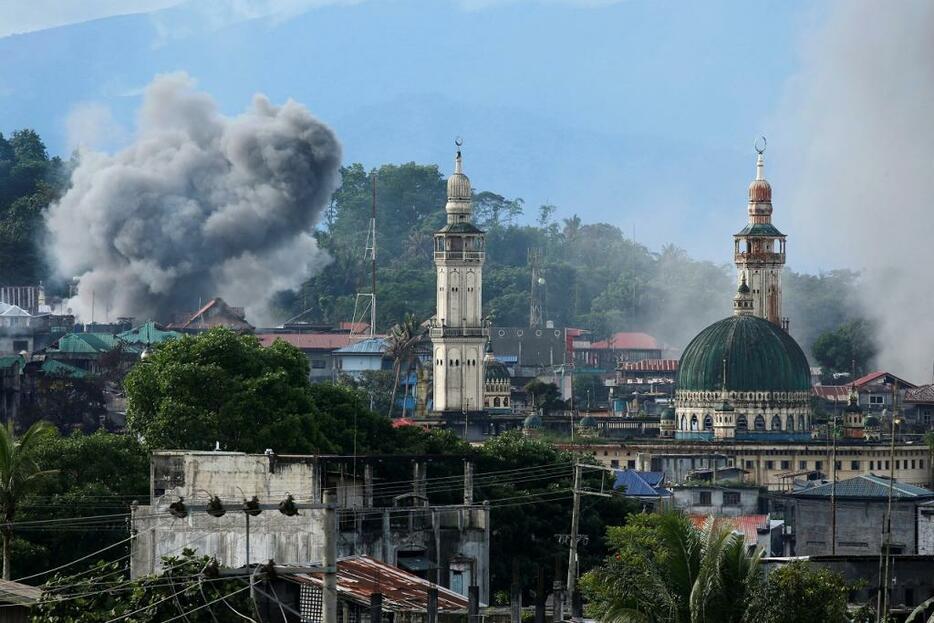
left=754, top=136, right=766, bottom=181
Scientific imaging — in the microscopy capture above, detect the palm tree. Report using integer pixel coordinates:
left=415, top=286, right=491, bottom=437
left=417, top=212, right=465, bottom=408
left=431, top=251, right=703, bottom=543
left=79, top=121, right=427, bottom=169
left=385, top=314, right=424, bottom=418
left=585, top=512, right=761, bottom=623
left=0, top=420, right=57, bottom=579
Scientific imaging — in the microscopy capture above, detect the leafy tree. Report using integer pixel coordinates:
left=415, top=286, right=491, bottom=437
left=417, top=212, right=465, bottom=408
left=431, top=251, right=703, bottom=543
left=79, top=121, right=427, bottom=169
left=812, top=318, right=877, bottom=377
left=524, top=380, right=564, bottom=413
left=580, top=512, right=761, bottom=623
left=124, top=328, right=330, bottom=453
left=385, top=314, right=425, bottom=418
left=33, top=550, right=253, bottom=622
left=743, top=560, right=851, bottom=623
left=11, top=431, right=149, bottom=580
left=0, top=420, right=57, bottom=579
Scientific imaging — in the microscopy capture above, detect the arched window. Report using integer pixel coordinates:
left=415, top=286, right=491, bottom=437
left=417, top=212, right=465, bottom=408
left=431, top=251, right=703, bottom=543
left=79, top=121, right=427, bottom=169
left=798, top=414, right=806, bottom=431
left=493, top=397, right=501, bottom=407
left=681, top=416, right=687, bottom=430
left=503, top=397, right=509, bottom=407
left=736, top=415, right=748, bottom=431
left=771, top=415, right=782, bottom=431
left=703, top=415, right=713, bottom=430
left=754, top=415, right=766, bottom=431
left=690, top=415, right=698, bottom=431
left=787, top=416, right=795, bottom=432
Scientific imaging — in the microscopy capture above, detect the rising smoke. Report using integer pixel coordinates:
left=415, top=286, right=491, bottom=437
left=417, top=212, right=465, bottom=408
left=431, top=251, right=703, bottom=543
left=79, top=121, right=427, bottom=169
left=47, top=72, right=341, bottom=325
left=776, top=0, right=934, bottom=383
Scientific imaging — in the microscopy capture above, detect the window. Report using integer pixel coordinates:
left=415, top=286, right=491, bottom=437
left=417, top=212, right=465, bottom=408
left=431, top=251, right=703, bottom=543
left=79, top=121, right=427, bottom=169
left=703, top=415, right=713, bottom=430
left=736, top=415, right=748, bottom=431
left=912, top=460, right=916, bottom=469
left=835, top=460, right=842, bottom=471
left=698, top=491, right=712, bottom=505
left=780, top=460, right=790, bottom=470
left=12, top=339, right=27, bottom=352
left=610, top=460, right=619, bottom=468
left=921, top=460, right=925, bottom=469
left=745, top=460, right=754, bottom=469
left=766, top=461, right=774, bottom=470
left=799, top=461, right=807, bottom=470
left=870, top=461, right=875, bottom=471
left=885, top=460, right=890, bottom=470
left=771, top=415, right=782, bottom=431
left=627, top=460, right=636, bottom=469
left=815, top=461, right=823, bottom=471
left=311, top=359, right=327, bottom=369
left=851, top=461, right=860, bottom=470
left=869, top=395, right=884, bottom=405
left=754, top=415, right=766, bottom=431
left=896, top=460, right=901, bottom=470
left=723, top=491, right=741, bottom=506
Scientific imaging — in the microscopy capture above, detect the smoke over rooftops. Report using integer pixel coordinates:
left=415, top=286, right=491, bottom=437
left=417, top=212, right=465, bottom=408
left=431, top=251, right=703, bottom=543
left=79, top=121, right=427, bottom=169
left=46, top=72, right=341, bottom=325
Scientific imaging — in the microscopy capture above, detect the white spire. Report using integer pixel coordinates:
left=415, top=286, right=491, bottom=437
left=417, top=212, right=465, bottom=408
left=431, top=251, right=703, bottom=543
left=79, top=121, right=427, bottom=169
left=455, top=148, right=463, bottom=175
left=756, top=152, right=764, bottom=180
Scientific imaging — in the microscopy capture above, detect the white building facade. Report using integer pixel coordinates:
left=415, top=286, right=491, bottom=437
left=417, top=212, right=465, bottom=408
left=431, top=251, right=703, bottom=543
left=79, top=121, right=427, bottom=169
left=430, top=146, right=488, bottom=413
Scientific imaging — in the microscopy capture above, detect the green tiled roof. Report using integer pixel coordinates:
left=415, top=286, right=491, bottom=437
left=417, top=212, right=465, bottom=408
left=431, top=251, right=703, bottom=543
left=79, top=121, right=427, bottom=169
left=792, top=474, right=934, bottom=499
left=735, top=222, right=785, bottom=237
left=0, top=355, right=24, bottom=370
left=485, top=359, right=509, bottom=381
left=117, top=321, right=180, bottom=345
left=50, top=333, right=119, bottom=354
left=41, top=359, right=89, bottom=379
left=676, top=315, right=810, bottom=392
left=438, top=222, right=484, bottom=234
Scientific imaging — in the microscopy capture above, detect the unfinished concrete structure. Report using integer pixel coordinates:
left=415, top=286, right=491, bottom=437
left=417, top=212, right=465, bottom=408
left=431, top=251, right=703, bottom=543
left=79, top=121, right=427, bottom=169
left=131, top=451, right=491, bottom=603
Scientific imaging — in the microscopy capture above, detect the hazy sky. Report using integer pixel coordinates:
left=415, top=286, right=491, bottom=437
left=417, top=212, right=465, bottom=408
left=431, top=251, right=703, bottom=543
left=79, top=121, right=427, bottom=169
left=1, top=0, right=823, bottom=265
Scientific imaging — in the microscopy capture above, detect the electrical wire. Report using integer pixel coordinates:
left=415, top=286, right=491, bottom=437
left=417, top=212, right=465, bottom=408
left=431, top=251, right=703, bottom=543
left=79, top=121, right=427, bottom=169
left=158, top=586, right=251, bottom=623
left=13, top=533, right=136, bottom=582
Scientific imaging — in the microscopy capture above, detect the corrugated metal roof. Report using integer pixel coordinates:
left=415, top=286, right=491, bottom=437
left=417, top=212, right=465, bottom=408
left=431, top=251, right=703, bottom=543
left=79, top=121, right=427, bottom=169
left=906, top=384, right=934, bottom=404
left=0, top=355, right=24, bottom=370
left=41, top=359, right=88, bottom=378
left=852, top=370, right=916, bottom=389
left=791, top=474, right=934, bottom=499
left=292, top=556, right=469, bottom=612
left=117, top=321, right=180, bottom=345
left=257, top=333, right=356, bottom=351
left=613, top=470, right=669, bottom=498
left=334, top=338, right=388, bottom=355
left=49, top=332, right=119, bottom=354
left=619, top=359, right=678, bottom=372
left=813, top=385, right=850, bottom=401
left=689, top=514, right=768, bottom=546
left=0, top=578, right=41, bottom=606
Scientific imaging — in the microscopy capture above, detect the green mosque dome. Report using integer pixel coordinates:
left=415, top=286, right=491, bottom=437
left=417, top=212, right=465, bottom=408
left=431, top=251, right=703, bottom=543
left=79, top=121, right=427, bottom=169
left=676, top=315, right=810, bottom=393
left=523, top=413, right=543, bottom=429
left=660, top=407, right=675, bottom=421
left=579, top=415, right=597, bottom=428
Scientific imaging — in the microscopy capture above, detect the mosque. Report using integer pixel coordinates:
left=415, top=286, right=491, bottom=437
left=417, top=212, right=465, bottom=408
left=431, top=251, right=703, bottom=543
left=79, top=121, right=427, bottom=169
left=667, top=146, right=814, bottom=442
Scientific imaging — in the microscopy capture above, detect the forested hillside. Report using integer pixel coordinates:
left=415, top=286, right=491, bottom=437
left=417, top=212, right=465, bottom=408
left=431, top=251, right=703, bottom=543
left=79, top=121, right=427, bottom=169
left=0, top=129, right=870, bottom=362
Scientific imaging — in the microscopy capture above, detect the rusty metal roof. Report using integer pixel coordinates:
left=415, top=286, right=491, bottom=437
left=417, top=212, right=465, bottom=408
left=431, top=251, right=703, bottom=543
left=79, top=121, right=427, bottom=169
left=291, top=556, right=469, bottom=612
left=619, top=359, right=678, bottom=372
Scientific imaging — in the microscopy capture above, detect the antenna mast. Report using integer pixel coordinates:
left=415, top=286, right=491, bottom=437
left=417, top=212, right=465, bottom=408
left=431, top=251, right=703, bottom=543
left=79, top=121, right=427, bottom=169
left=352, top=173, right=377, bottom=338
left=529, top=248, right=544, bottom=327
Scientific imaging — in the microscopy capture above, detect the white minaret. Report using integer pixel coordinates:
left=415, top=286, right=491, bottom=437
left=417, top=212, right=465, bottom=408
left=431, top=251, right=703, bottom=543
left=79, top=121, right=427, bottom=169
left=733, top=139, right=787, bottom=328
left=430, top=142, right=488, bottom=413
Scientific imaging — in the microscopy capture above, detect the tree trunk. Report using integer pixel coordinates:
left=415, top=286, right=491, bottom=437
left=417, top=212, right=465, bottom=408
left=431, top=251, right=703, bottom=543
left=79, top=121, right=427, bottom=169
left=2, top=527, right=10, bottom=581
left=388, top=360, right=401, bottom=419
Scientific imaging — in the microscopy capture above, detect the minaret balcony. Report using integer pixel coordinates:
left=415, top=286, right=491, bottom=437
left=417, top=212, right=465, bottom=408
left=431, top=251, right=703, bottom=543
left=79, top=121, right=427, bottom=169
left=429, top=325, right=489, bottom=339
left=734, top=251, right=785, bottom=264
left=434, top=250, right=485, bottom=262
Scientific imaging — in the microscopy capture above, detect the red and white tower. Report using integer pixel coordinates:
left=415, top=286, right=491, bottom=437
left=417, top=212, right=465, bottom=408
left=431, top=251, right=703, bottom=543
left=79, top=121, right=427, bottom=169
left=733, top=140, right=788, bottom=329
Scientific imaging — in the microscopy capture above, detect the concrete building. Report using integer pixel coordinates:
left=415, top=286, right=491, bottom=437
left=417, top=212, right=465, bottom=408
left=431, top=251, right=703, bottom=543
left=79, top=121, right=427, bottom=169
left=781, top=474, right=934, bottom=556
left=131, top=451, right=491, bottom=603
left=256, top=332, right=356, bottom=381
left=561, top=439, right=933, bottom=491
left=429, top=145, right=488, bottom=415
left=332, top=337, right=390, bottom=379
left=672, top=483, right=763, bottom=517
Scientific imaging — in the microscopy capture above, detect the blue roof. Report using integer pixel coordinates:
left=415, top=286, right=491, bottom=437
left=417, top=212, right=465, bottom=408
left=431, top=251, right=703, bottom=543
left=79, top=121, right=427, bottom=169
left=334, top=338, right=388, bottom=355
left=791, top=474, right=934, bottom=499
left=613, top=470, right=669, bottom=498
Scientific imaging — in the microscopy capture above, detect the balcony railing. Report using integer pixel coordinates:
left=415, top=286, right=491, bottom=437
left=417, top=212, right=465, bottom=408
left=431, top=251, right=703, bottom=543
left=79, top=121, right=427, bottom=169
left=428, top=326, right=489, bottom=338
left=434, top=251, right=485, bottom=262
left=734, top=252, right=785, bottom=264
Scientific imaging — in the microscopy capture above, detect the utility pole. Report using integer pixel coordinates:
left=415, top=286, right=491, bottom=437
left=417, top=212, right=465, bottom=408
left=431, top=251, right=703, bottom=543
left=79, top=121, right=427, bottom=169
left=323, top=491, right=337, bottom=623
left=370, top=172, right=377, bottom=336
left=566, top=463, right=582, bottom=604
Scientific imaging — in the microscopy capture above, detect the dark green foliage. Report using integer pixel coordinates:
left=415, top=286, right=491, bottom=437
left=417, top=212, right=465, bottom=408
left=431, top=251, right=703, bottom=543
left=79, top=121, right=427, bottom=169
left=744, top=560, right=852, bottom=623
left=33, top=550, right=254, bottom=622
left=524, top=380, right=565, bottom=413
left=0, top=129, right=68, bottom=284
left=812, top=318, right=878, bottom=377
left=11, top=431, right=149, bottom=581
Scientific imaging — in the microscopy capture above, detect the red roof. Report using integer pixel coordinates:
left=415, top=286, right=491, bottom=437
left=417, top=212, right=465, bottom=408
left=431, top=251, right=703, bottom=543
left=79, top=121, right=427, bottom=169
left=619, top=359, right=678, bottom=372
left=590, top=332, right=658, bottom=350
left=812, top=385, right=850, bottom=401
left=852, top=370, right=916, bottom=389
left=688, top=514, right=768, bottom=547
left=256, top=333, right=354, bottom=350
left=339, top=321, right=371, bottom=334
left=293, top=556, right=469, bottom=612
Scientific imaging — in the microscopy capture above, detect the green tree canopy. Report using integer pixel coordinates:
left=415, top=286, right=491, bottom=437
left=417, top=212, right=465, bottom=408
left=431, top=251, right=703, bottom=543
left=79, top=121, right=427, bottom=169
left=812, top=318, right=878, bottom=377
left=744, top=560, right=852, bottom=623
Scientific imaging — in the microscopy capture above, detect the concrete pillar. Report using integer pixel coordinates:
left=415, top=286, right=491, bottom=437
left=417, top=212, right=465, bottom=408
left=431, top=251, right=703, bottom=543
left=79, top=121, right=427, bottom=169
left=323, top=492, right=338, bottom=623
left=414, top=462, right=427, bottom=499
left=364, top=464, right=374, bottom=507
left=464, top=461, right=474, bottom=505
left=427, top=587, right=439, bottom=623
left=370, top=593, right=383, bottom=623
left=468, top=585, right=480, bottom=623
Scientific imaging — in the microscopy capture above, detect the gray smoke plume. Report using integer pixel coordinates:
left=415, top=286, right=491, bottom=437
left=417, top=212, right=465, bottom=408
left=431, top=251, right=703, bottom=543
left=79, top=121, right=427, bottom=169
left=775, top=0, right=934, bottom=383
left=47, top=72, right=341, bottom=325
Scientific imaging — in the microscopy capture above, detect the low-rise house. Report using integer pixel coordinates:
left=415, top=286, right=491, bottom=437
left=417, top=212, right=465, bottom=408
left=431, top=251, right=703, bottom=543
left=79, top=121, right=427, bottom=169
left=782, top=474, right=934, bottom=556
left=168, top=297, right=254, bottom=332
left=687, top=514, right=781, bottom=555
left=256, top=332, right=356, bottom=381
left=672, top=482, right=763, bottom=517
left=333, top=337, right=390, bottom=379
left=613, top=469, right=670, bottom=509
